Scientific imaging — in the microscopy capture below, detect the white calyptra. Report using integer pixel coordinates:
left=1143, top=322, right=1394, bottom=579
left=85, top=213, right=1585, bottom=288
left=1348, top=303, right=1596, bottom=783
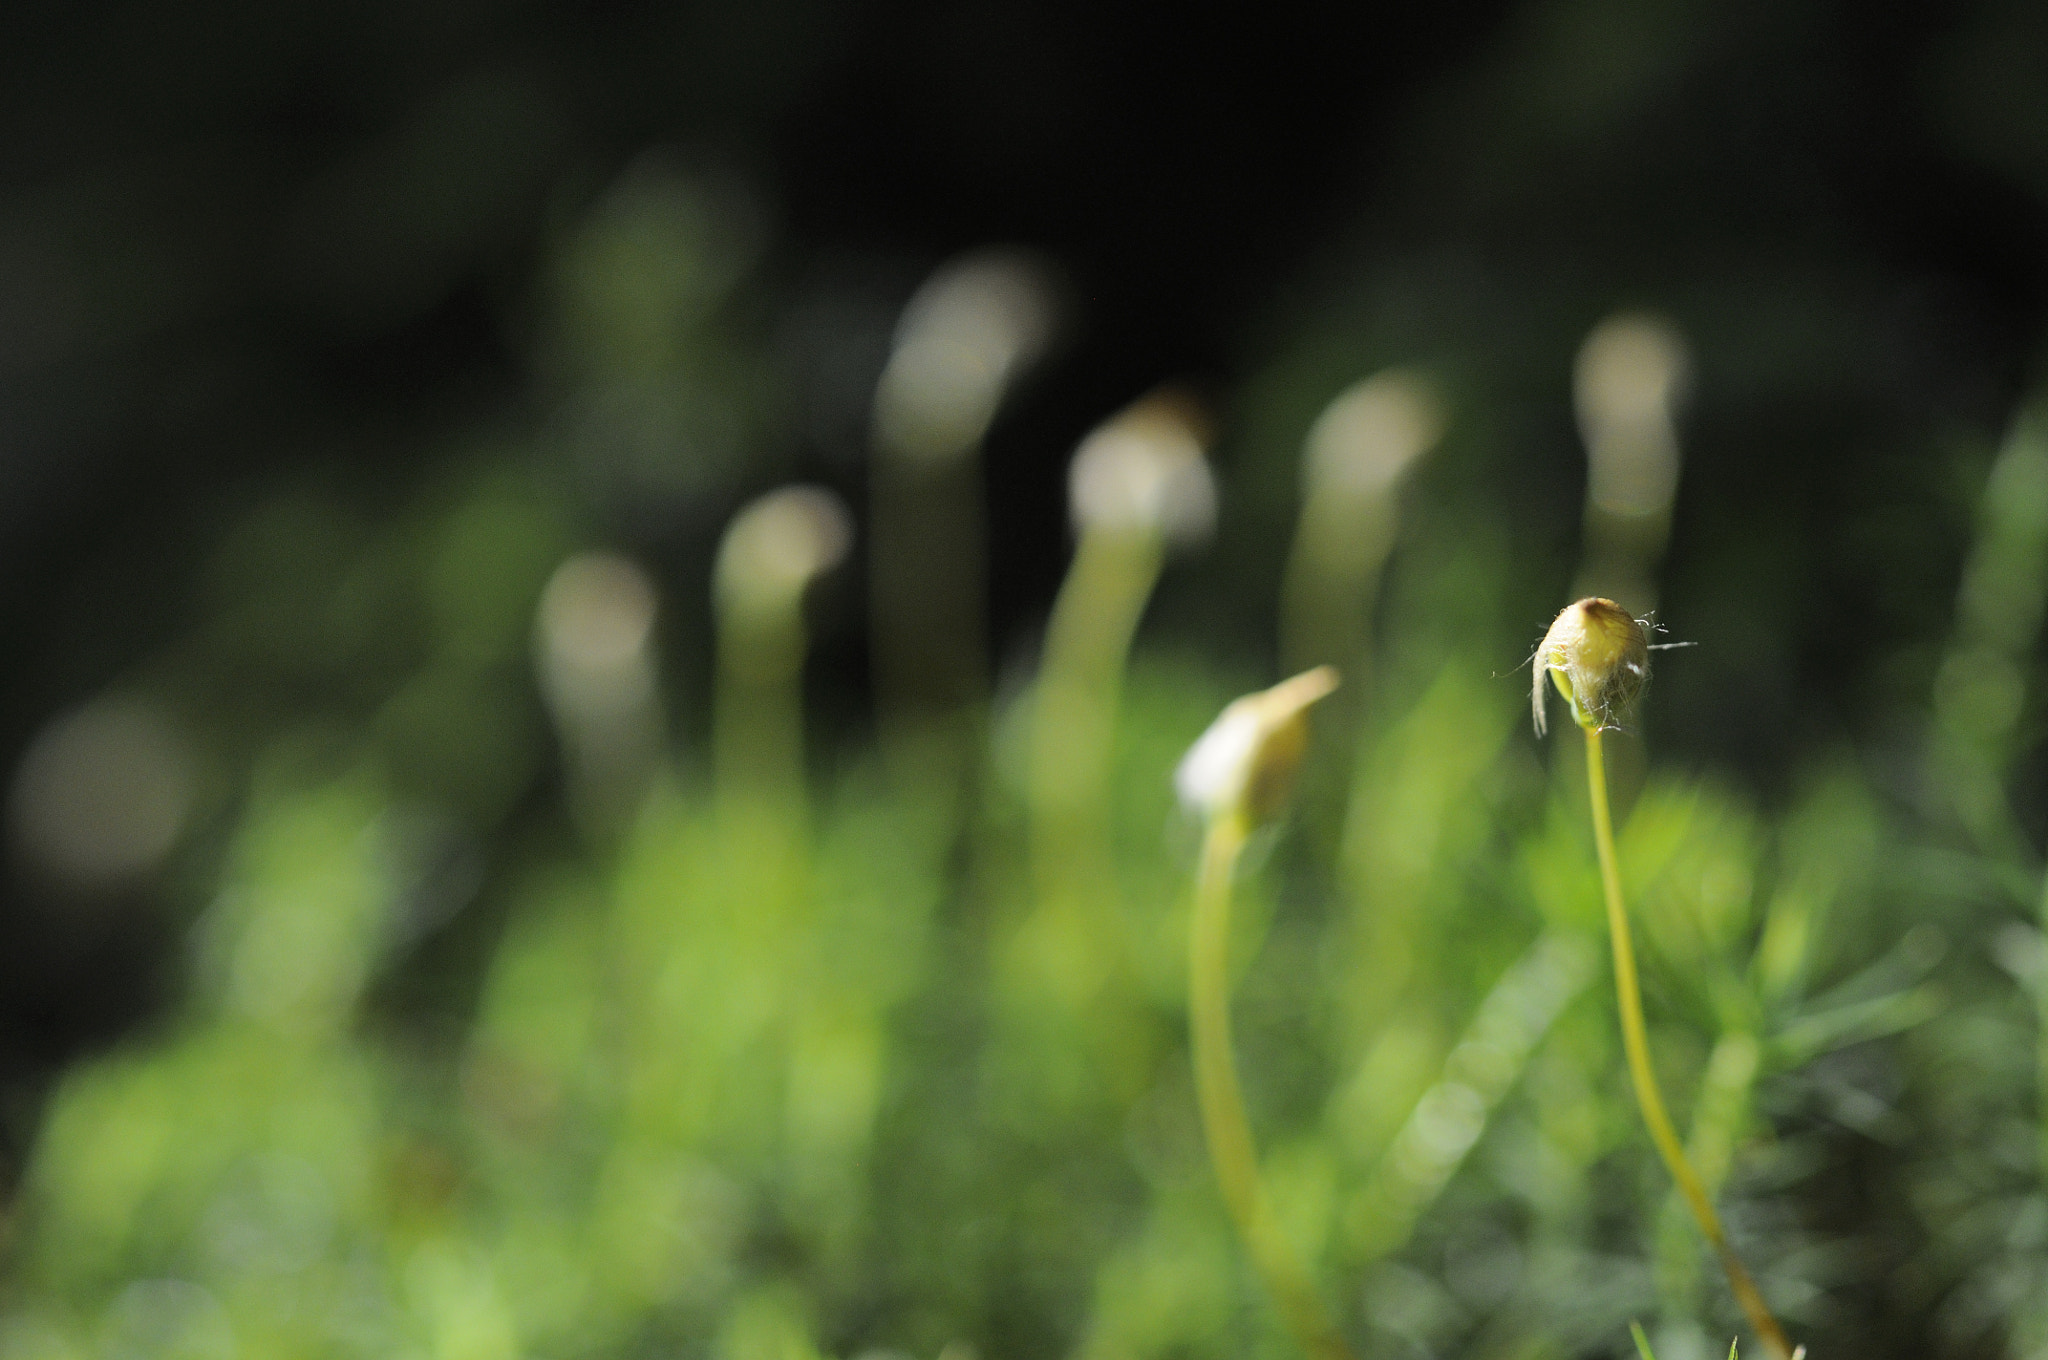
left=1175, top=666, right=1340, bottom=826
left=872, top=249, right=1058, bottom=463
left=715, top=486, right=854, bottom=618
left=538, top=554, right=659, bottom=710
left=1303, top=368, right=1445, bottom=502
left=1067, top=393, right=1217, bottom=545
left=1575, top=313, right=1690, bottom=520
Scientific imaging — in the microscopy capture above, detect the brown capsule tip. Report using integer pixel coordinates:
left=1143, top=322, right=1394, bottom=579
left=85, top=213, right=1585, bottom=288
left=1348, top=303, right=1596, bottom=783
left=1531, top=597, right=1650, bottom=736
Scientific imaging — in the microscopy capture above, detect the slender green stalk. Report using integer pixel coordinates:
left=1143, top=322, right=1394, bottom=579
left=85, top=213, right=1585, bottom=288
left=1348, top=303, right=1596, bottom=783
left=869, top=251, right=1053, bottom=799
left=1585, top=725, right=1793, bottom=1360
left=713, top=486, right=848, bottom=843
left=1030, top=526, right=1163, bottom=914
left=1189, top=811, right=1355, bottom=1360
left=868, top=450, right=987, bottom=799
left=715, top=595, right=806, bottom=823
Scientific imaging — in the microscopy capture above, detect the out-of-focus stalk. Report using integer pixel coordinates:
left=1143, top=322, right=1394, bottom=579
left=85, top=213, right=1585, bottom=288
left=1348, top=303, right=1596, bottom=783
left=1030, top=392, right=1215, bottom=934
left=1933, top=405, right=2048, bottom=854
left=1572, top=313, right=1690, bottom=617
left=1000, top=393, right=1214, bottom=1115
left=1926, top=402, right=2048, bottom=1218
left=869, top=249, right=1055, bottom=796
left=1190, top=814, right=1351, bottom=1360
left=536, top=552, right=665, bottom=840
left=1179, top=668, right=1346, bottom=1360
left=1914, top=401, right=2048, bottom=1197
left=1279, top=369, right=1444, bottom=683
left=713, top=486, right=852, bottom=838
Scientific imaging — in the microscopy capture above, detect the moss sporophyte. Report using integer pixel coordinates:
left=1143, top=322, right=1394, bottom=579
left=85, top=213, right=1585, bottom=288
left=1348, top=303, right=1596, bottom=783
left=1534, top=599, right=1800, bottom=1360
left=1531, top=596, right=1649, bottom=737
left=1178, top=667, right=1356, bottom=1360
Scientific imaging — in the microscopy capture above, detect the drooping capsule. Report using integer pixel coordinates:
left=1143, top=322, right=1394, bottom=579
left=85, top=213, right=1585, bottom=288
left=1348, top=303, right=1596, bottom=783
left=1531, top=597, right=1649, bottom=736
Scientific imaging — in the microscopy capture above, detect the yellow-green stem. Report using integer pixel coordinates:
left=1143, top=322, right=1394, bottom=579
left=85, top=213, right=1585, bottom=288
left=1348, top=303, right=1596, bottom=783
left=1189, top=812, right=1355, bottom=1360
left=1030, top=527, right=1164, bottom=911
left=715, top=600, right=808, bottom=832
left=869, top=451, right=987, bottom=802
left=1584, top=725, right=1793, bottom=1360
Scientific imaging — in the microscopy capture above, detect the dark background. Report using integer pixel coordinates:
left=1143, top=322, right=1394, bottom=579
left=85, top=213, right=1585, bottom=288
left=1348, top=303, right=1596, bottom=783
left=3, top=0, right=2048, bottom=1161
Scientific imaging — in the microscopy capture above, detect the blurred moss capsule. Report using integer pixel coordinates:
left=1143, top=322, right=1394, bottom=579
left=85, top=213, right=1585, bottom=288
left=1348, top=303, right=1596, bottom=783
left=1067, top=390, right=1217, bottom=544
left=1532, top=597, right=1649, bottom=736
left=715, top=486, right=853, bottom=624
left=1176, top=666, right=1340, bottom=826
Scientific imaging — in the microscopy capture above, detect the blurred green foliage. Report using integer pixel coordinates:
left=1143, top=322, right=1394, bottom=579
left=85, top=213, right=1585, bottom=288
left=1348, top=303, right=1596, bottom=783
left=0, top=165, right=2036, bottom=1360
left=11, top=5, right=2048, bottom=1358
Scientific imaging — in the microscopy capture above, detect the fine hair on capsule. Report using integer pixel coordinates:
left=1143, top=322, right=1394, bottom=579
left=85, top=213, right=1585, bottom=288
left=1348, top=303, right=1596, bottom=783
left=1524, top=599, right=1694, bottom=737
left=1530, top=597, right=1653, bottom=736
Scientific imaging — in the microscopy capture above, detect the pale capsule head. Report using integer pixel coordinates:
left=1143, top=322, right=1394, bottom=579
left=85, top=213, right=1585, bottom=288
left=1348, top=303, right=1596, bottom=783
left=1176, top=666, right=1340, bottom=826
left=1575, top=313, right=1690, bottom=520
left=714, top=486, right=854, bottom=617
left=1303, top=368, right=1446, bottom=500
left=539, top=552, right=658, bottom=675
left=1068, top=390, right=1217, bottom=546
left=1574, top=313, right=1689, bottom=436
left=872, top=248, right=1058, bottom=462
left=8, top=697, right=196, bottom=892
left=1532, top=597, right=1650, bottom=736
